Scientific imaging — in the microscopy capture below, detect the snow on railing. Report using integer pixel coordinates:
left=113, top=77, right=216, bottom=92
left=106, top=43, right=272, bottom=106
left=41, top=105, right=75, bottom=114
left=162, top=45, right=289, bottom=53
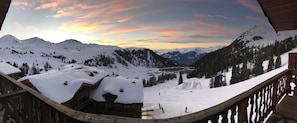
left=0, top=69, right=294, bottom=123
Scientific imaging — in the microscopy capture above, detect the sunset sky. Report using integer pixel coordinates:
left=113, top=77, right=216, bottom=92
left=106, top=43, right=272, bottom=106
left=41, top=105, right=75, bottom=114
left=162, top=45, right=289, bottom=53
left=0, top=0, right=270, bottom=50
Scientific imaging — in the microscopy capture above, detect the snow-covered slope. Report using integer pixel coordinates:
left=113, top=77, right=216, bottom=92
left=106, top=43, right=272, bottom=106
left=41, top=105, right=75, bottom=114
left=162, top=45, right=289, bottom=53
left=235, top=24, right=297, bottom=47
left=190, top=24, right=297, bottom=78
left=143, top=44, right=294, bottom=119
left=0, top=35, right=176, bottom=79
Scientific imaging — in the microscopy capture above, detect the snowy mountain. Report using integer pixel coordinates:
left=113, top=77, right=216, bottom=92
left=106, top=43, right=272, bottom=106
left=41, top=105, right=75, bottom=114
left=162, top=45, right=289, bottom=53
left=189, top=24, right=297, bottom=78
left=156, top=46, right=224, bottom=66
left=234, top=24, right=297, bottom=47
left=0, top=35, right=177, bottom=78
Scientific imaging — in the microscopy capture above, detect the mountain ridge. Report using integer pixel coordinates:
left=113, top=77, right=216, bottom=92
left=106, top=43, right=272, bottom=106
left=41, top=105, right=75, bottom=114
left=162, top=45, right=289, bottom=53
left=156, top=46, right=224, bottom=66
left=0, top=34, right=178, bottom=78
left=189, top=24, right=297, bottom=79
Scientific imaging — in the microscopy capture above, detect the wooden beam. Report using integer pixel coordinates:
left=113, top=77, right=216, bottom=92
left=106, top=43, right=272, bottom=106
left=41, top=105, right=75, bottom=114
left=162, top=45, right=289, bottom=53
left=0, top=0, right=11, bottom=30
left=0, top=90, right=27, bottom=100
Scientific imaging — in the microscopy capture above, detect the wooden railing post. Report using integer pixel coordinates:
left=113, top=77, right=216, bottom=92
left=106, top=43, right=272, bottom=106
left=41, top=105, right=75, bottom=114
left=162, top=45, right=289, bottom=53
left=286, top=71, right=292, bottom=94
left=238, top=99, right=248, bottom=123
left=272, top=80, right=278, bottom=112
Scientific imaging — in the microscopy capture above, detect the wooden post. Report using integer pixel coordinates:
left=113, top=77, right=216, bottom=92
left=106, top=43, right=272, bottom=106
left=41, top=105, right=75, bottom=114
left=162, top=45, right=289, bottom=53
left=286, top=71, right=292, bottom=94
left=289, top=53, right=297, bottom=70
left=272, top=80, right=278, bottom=112
left=238, top=99, right=248, bottom=123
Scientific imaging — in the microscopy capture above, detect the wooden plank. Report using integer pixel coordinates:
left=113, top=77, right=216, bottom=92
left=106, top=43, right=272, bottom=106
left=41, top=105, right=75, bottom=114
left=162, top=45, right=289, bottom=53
left=0, top=89, right=27, bottom=100
left=276, top=96, right=297, bottom=120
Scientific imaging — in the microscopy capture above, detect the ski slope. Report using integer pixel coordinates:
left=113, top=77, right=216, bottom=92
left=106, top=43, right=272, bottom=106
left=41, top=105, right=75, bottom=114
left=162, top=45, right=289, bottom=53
left=142, top=47, right=294, bottom=119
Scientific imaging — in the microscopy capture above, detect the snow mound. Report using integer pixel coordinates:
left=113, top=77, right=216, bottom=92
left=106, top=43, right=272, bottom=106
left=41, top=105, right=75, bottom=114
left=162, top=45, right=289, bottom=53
left=91, top=76, right=144, bottom=104
left=177, top=81, right=202, bottom=90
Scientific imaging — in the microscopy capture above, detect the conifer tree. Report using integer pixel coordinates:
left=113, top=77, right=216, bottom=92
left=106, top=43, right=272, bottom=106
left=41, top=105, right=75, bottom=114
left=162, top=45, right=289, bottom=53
left=230, top=65, right=240, bottom=84
left=267, top=56, right=274, bottom=72
left=178, top=72, right=183, bottom=85
left=275, top=55, right=281, bottom=68
left=44, top=61, right=52, bottom=71
left=253, top=55, right=264, bottom=76
left=240, top=62, right=249, bottom=81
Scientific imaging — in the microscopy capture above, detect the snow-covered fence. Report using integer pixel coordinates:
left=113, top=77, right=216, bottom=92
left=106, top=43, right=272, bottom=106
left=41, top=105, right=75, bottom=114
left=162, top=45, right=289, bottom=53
left=0, top=69, right=294, bottom=123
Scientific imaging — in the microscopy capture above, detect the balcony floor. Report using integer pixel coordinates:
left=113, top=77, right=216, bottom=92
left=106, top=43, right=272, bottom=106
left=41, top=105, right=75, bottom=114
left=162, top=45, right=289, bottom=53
left=266, top=95, right=297, bottom=123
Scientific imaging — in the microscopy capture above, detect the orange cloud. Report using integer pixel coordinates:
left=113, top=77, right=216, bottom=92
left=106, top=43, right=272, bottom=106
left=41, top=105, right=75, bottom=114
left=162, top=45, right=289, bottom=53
left=35, top=2, right=58, bottom=10
left=33, top=0, right=145, bottom=34
left=146, top=19, right=242, bottom=44
left=59, top=20, right=114, bottom=33
left=238, top=0, right=262, bottom=14
left=153, top=29, right=180, bottom=36
left=105, top=26, right=155, bottom=35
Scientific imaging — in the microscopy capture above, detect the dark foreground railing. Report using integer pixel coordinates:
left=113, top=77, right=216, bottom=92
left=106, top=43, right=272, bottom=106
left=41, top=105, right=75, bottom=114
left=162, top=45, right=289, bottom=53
left=0, top=69, right=294, bottom=123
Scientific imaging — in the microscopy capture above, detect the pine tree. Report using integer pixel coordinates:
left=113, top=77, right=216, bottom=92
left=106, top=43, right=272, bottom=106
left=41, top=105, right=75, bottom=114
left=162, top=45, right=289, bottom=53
left=240, top=62, right=249, bottom=81
left=275, top=54, right=281, bottom=68
left=267, top=56, right=274, bottom=72
left=44, top=61, right=52, bottom=71
left=178, top=72, right=183, bottom=85
left=253, top=55, right=264, bottom=76
left=230, top=65, right=240, bottom=84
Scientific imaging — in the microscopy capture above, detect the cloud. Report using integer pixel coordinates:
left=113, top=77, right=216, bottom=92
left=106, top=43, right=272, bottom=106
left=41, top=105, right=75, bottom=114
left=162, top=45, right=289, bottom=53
left=104, top=26, right=155, bottom=35
left=145, top=16, right=241, bottom=44
left=35, top=2, right=58, bottom=10
left=152, top=29, right=180, bottom=36
left=246, top=16, right=268, bottom=24
left=12, top=1, right=33, bottom=10
left=32, top=0, right=146, bottom=33
left=59, top=20, right=114, bottom=33
left=215, top=15, right=237, bottom=21
left=194, top=14, right=213, bottom=19
left=13, top=21, right=39, bottom=31
left=238, top=0, right=262, bottom=14
left=194, top=14, right=237, bottom=22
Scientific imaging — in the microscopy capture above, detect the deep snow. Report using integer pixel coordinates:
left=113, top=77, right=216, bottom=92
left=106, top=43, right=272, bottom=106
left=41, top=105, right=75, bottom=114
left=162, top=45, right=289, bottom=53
left=142, top=47, right=293, bottom=119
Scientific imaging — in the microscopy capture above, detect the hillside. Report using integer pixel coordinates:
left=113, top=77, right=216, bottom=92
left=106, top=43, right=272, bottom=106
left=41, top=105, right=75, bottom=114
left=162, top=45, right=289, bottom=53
left=189, top=24, right=297, bottom=81
left=0, top=35, right=177, bottom=79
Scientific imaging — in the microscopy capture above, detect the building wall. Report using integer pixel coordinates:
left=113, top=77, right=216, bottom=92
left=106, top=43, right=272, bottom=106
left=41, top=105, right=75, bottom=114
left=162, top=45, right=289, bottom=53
left=88, top=101, right=143, bottom=118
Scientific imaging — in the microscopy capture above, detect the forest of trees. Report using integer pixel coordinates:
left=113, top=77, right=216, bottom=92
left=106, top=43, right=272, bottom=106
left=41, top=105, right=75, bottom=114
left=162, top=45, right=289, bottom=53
left=188, top=36, right=297, bottom=86
left=143, top=73, right=177, bottom=87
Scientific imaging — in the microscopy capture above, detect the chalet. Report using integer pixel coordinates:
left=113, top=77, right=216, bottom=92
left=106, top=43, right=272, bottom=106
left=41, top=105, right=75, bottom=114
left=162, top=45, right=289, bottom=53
left=0, top=62, right=21, bottom=80
left=18, top=64, right=109, bottom=110
left=89, top=76, right=144, bottom=118
left=18, top=64, right=144, bottom=118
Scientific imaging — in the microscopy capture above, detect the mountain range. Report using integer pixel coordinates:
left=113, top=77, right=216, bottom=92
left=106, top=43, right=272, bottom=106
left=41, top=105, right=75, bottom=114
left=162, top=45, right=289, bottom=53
left=1, top=24, right=296, bottom=80
left=0, top=35, right=178, bottom=69
left=155, top=46, right=224, bottom=66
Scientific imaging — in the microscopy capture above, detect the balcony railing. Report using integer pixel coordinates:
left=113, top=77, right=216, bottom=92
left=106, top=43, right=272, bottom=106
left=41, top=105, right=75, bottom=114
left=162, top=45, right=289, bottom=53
left=0, top=68, right=295, bottom=123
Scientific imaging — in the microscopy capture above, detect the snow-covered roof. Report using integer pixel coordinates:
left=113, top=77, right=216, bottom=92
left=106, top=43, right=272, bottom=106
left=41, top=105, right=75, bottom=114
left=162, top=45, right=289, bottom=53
left=91, top=76, right=144, bottom=104
left=0, top=62, right=21, bottom=75
left=18, top=64, right=144, bottom=104
left=18, top=64, right=109, bottom=103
